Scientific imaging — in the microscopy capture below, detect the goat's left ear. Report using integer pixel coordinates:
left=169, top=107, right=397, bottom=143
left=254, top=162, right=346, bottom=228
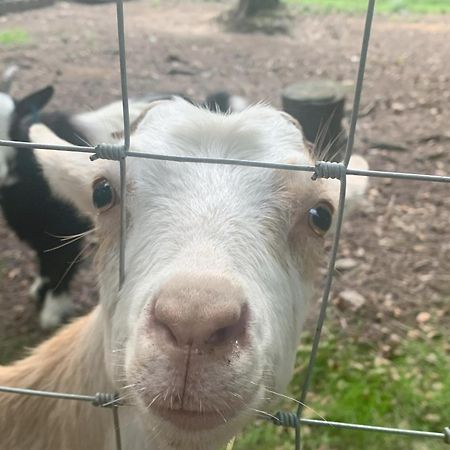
left=344, top=155, right=369, bottom=213
left=16, top=86, right=54, bottom=118
left=31, top=123, right=111, bottom=216
left=320, top=155, right=369, bottom=235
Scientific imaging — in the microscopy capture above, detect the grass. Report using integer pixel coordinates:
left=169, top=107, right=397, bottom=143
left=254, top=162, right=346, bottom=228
left=0, top=29, right=30, bottom=46
left=284, top=0, right=450, bottom=14
left=230, top=326, right=450, bottom=450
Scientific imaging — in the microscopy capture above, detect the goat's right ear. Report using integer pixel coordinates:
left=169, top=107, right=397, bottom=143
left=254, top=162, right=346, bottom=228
left=31, top=123, right=110, bottom=216
left=15, top=86, right=54, bottom=118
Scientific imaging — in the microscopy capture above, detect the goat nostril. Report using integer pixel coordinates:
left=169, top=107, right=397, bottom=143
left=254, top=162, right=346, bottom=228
left=154, top=318, right=179, bottom=346
left=207, top=305, right=248, bottom=346
left=166, top=327, right=179, bottom=346
left=207, top=326, right=233, bottom=345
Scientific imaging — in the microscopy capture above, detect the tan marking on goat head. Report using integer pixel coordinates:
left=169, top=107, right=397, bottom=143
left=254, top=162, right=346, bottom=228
left=283, top=170, right=333, bottom=280
left=111, top=100, right=172, bottom=140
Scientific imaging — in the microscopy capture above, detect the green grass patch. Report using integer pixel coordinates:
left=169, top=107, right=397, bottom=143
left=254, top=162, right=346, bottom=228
left=231, top=329, right=449, bottom=450
left=284, top=0, right=450, bottom=14
left=0, top=29, right=30, bottom=46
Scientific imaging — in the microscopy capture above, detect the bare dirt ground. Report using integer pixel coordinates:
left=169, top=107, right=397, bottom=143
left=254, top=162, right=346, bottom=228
left=0, top=1, right=449, bottom=361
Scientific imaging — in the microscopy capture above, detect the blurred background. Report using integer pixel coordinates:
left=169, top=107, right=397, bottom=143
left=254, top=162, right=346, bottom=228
left=0, top=1, right=449, bottom=449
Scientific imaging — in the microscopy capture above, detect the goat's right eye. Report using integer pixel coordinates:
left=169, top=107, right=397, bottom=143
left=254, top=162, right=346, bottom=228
left=308, top=202, right=333, bottom=236
left=92, top=177, right=116, bottom=212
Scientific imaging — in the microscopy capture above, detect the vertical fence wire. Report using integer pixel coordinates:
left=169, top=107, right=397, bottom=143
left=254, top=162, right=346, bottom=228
left=112, top=406, right=122, bottom=450
left=294, top=3, right=376, bottom=448
left=0, top=0, right=449, bottom=448
left=297, top=0, right=376, bottom=414
left=114, top=0, right=130, bottom=289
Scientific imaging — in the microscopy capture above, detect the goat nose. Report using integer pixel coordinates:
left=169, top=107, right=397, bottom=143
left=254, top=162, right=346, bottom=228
left=152, top=275, right=248, bottom=349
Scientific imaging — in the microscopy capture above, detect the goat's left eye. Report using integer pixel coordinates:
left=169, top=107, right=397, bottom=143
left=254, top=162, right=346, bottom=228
left=92, top=178, right=116, bottom=212
left=308, top=202, right=333, bottom=236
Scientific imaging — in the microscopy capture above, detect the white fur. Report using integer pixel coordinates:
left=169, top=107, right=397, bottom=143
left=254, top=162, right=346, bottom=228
left=39, top=291, right=75, bottom=330
left=70, top=100, right=153, bottom=144
left=23, top=99, right=368, bottom=450
left=229, top=95, right=248, bottom=113
left=0, top=93, right=17, bottom=187
left=28, top=276, right=47, bottom=300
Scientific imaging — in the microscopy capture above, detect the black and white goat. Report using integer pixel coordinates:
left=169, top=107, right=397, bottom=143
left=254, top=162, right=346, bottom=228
left=0, top=86, right=95, bottom=329
left=0, top=75, right=247, bottom=329
left=0, top=83, right=174, bottom=328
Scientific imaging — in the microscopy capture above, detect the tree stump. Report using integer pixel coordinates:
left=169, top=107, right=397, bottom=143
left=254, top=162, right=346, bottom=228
left=282, top=80, right=347, bottom=161
left=222, top=0, right=290, bottom=34
left=233, top=0, right=281, bottom=20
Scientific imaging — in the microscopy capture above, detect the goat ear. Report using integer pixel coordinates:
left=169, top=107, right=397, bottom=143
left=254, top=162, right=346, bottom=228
left=323, top=155, right=369, bottom=233
left=16, top=86, right=54, bottom=118
left=345, top=155, right=369, bottom=210
left=30, top=123, right=108, bottom=216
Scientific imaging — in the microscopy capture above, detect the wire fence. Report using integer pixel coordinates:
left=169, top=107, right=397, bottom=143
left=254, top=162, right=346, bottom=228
left=0, top=0, right=449, bottom=449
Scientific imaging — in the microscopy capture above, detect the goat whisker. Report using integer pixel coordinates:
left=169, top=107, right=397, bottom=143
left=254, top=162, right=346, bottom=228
left=53, top=242, right=94, bottom=291
left=146, top=393, right=162, bottom=410
left=263, top=387, right=327, bottom=422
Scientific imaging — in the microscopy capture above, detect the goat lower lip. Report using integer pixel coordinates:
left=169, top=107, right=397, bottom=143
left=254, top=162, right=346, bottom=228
left=153, top=406, right=233, bottom=430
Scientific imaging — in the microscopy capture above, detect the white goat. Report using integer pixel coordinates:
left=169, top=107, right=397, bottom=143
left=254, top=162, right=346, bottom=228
left=0, top=98, right=367, bottom=450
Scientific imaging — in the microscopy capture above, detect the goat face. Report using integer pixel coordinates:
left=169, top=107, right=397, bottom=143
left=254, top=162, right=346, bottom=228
left=33, top=98, right=367, bottom=449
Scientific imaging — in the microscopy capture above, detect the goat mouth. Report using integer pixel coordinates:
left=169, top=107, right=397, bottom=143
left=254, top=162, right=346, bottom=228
left=152, top=405, right=236, bottom=430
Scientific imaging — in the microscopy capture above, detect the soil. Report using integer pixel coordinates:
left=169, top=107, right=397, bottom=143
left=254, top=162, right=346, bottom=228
left=0, top=1, right=449, bottom=361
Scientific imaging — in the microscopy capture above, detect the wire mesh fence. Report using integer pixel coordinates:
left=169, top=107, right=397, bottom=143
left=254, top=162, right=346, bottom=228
left=0, top=0, right=449, bottom=449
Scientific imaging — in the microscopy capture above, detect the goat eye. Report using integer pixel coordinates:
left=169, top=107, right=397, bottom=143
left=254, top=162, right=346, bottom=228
left=308, top=203, right=333, bottom=236
left=92, top=178, right=116, bottom=212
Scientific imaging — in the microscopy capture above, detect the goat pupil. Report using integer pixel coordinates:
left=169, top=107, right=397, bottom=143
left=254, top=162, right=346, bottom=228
left=93, top=181, right=112, bottom=209
left=310, top=206, right=332, bottom=231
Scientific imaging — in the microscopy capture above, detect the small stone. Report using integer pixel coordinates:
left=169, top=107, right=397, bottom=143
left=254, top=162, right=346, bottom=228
left=374, top=356, right=389, bottom=367
left=407, top=329, right=421, bottom=339
left=391, top=102, right=406, bottom=113
left=425, top=413, right=441, bottom=423
left=425, top=353, right=438, bottom=364
left=8, top=268, right=21, bottom=279
left=416, top=312, right=431, bottom=323
left=335, top=258, right=358, bottom=271
left=338, top=290, right=366, bottom=309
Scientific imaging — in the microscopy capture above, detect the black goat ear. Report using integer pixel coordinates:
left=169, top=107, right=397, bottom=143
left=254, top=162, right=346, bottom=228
left=15, top=86, right=54, bottom=118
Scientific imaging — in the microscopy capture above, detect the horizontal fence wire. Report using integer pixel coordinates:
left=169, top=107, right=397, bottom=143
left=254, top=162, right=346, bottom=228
left=0, top=0, right=448, bottom=448
left=2, top=138, right=450, bottom=183
left=1, top=386, right=449, bottom=444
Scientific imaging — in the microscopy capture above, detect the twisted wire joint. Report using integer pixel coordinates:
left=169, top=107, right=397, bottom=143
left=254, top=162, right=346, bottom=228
left=91, top=143, right=127, bottom=161
left=272, top=411, right=300, bottom=429
left=444, top=427, right=450, bottom=444
left=312, top=161, right=346, bottom=180
left=93, top=392, right=120, bottom=408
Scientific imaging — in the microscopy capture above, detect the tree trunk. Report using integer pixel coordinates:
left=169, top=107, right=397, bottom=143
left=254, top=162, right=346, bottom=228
left=282, top=80, right=348, bottom=161
left=234, top=0, right=280, bottom=20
